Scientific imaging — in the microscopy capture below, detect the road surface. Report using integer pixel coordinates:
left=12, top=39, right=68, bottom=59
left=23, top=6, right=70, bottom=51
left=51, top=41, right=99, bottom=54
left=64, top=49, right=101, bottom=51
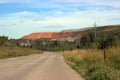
left=0, top=52, right=84, bottom=80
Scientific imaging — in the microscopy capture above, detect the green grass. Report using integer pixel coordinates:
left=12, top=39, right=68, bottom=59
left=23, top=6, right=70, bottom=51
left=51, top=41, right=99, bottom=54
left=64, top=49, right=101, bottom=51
left=0, top=46, right=42, bottom=59
left=63, top=47, right=120, bottom=80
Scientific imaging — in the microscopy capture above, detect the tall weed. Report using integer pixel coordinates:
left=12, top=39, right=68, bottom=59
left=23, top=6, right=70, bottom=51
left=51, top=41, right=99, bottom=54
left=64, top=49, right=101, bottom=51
left=63, top=47, right=120, bottom=80
left=0, top=46, right=42, bottom=59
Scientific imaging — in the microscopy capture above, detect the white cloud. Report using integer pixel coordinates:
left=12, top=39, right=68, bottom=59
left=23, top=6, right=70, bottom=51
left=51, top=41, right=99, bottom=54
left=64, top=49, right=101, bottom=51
left=0, top=8, right=120, bottom=38
left=7, top=11, right=39, bottom=18
left=0, top=0, right=120, bottom=38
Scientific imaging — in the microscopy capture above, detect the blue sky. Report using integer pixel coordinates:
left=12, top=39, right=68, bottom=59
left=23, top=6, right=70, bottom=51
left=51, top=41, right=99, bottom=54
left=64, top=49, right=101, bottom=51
left=0, top=0, right=120, bottom=39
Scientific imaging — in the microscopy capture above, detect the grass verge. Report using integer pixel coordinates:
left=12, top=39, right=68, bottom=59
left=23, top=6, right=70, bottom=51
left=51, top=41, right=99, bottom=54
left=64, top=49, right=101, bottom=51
left=0, top=46, right=42, bottom=59
left=63, top=47, right=120, bottom=80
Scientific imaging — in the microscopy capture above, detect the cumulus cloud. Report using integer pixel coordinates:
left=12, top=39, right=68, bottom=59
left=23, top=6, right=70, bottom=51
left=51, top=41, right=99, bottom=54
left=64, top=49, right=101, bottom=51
left=32, top=19, right=47, bottom=22
left=7, top=11, right=39, bottom=18
left=1, top=9, right=120, bottom=31
left=0, top=0, right=120, bottom=38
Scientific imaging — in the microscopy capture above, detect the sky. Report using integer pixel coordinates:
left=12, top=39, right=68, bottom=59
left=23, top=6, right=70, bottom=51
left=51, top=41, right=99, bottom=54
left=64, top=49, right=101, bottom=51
left=0, top=0, right=120, bottom=39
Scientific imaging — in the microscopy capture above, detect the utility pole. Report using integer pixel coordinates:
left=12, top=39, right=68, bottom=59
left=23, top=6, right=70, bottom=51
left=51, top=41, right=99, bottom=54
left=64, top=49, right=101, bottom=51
left=94, top=22, right=97, bottom=40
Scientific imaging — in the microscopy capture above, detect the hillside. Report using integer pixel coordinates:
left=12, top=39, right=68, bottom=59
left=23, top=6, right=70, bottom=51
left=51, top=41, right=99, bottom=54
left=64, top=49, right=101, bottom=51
left=22, top=32, right=72, bottom=39
left=22, top=25, right=120, bottom=40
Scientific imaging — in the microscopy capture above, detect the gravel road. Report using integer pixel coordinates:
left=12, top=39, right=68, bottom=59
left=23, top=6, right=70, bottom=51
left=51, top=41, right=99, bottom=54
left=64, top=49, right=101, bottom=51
left=0, top=52, right=84, bottom=80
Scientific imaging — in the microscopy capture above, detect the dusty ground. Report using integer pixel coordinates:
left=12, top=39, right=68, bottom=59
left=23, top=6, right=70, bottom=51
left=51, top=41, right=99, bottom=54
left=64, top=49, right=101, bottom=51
left=0, top=52, right=84, bottom=80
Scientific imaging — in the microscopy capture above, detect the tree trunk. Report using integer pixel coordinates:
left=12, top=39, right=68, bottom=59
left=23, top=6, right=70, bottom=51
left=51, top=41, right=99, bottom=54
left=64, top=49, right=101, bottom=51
left=103, top=49, right=106, bottom=64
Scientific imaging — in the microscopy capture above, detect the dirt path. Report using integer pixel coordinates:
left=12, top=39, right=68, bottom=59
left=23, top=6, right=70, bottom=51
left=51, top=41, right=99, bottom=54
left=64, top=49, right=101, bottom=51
left=0, top=52, right=84, bottom=80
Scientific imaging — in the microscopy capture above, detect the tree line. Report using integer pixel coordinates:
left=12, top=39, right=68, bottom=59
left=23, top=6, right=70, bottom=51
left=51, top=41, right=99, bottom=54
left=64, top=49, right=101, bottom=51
left=1, top=26, right=120, bottom=53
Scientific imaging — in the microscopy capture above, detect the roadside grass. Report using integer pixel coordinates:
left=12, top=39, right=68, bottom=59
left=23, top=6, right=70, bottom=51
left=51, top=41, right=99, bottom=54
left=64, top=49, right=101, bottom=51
left=0, top=46, right=42, bottom=59
left=63, top=47, right=120, bottom=80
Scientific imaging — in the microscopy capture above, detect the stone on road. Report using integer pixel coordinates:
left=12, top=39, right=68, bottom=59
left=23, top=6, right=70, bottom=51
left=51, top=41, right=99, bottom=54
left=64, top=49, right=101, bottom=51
left=0, top=52, right=84, bottom=80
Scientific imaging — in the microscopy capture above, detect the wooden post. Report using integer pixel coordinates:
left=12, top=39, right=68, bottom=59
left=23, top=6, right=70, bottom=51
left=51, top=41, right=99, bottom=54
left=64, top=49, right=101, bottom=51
left=103, top=48, right=106, bottom=64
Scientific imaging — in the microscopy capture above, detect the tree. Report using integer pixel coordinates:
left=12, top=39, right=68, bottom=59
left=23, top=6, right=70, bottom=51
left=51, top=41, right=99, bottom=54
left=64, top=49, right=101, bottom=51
left=97, top=31, right=116, bottom=64
left=0, top=36, right=8, bottom=46
left=80, top=30, right=95, bottom=48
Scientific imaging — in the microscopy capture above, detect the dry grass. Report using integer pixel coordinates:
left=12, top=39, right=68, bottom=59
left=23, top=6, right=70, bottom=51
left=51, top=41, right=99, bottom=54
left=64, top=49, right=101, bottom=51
left=63, top=47, right=120, bottom=80
left=63, top=49, right=103, bottom=63
left=0, top=46, right=42, bottom=59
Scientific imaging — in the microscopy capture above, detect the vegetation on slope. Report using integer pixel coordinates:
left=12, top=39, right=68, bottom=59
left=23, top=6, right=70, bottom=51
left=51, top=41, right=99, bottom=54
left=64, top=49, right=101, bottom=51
left=20, top=25, right=120, bottom=51
left=24, top=39, right=76, bottom=51
left=0, top=36, right=42, bottom=59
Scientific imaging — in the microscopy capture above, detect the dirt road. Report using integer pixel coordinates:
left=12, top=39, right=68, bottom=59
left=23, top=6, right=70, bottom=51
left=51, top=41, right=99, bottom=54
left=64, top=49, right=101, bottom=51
left=0, top=52, right=84, bottom=80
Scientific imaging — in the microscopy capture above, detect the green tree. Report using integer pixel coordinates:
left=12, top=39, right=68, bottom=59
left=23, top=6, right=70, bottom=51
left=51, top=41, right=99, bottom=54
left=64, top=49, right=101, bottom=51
left=97, top=32, right=116, bottom=64
left=80, top=31, right=95, bottom=48
left=0, top=36, right=8, bottom=46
